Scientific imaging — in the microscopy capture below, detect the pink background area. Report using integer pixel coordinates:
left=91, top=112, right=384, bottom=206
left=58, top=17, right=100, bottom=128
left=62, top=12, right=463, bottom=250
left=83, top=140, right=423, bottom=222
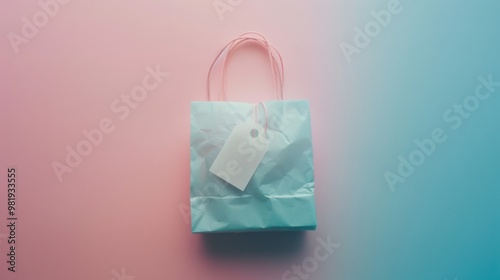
left=1, top=1, right=344, bottom=279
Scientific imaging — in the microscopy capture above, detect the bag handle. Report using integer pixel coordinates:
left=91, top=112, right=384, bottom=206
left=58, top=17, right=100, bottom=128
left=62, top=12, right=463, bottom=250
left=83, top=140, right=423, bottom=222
left=207, top=32, right=285, bottom=101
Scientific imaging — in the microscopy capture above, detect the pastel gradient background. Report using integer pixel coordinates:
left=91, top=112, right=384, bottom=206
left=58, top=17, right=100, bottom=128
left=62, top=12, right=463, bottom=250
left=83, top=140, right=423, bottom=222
left=0, top=1, right=499, bottom=280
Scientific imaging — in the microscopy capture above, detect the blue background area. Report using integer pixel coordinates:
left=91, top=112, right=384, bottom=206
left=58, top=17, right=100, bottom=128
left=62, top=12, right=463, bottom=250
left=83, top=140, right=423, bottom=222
left=329, top=0, right=499, bottom=279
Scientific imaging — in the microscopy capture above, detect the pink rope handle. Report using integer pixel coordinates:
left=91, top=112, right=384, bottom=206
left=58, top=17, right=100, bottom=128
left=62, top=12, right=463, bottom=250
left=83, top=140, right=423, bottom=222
left=221, top=32, right=284, bottom=101
left=252, top=101, right=268, bottom=131
left=207, top=32, right=285, bottom=101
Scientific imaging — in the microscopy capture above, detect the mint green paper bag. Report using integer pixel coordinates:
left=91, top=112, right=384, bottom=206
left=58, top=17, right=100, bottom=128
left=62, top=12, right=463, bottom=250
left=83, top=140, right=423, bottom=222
left=189, top=33, right=317, bottom=233
left=190, top=100, right=317, bottom=233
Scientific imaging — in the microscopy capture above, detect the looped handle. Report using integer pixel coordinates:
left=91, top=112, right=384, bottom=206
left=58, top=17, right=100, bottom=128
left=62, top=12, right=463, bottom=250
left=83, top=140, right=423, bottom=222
left=207, top=32, right=285, bottom=101
left=252, top=101, right=268, bottom=131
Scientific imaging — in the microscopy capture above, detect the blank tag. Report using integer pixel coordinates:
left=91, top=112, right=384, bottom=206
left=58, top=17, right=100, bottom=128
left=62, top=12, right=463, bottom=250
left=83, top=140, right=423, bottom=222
left=209, top=123, right=270, bottom=191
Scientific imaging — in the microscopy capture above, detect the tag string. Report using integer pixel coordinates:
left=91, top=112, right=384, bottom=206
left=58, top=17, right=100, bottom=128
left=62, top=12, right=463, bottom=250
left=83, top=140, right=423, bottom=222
left=252, top=101, right=268, bottom=132
left=207, top=32, right=285, bottom=101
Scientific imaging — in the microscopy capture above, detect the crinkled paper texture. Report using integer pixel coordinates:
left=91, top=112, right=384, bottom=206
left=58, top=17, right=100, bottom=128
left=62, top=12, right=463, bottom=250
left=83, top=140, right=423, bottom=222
left=190, top=100, right=316, bottom=233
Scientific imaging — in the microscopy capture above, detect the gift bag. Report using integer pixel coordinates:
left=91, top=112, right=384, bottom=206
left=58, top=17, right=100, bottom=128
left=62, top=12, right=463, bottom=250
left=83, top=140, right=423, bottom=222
left=190, top=32, right=317, bottom=233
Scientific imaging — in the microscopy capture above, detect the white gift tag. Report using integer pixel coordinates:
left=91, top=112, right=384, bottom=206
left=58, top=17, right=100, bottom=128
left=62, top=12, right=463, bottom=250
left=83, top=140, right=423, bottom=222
left=209, top=122, right=271, bottom=191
